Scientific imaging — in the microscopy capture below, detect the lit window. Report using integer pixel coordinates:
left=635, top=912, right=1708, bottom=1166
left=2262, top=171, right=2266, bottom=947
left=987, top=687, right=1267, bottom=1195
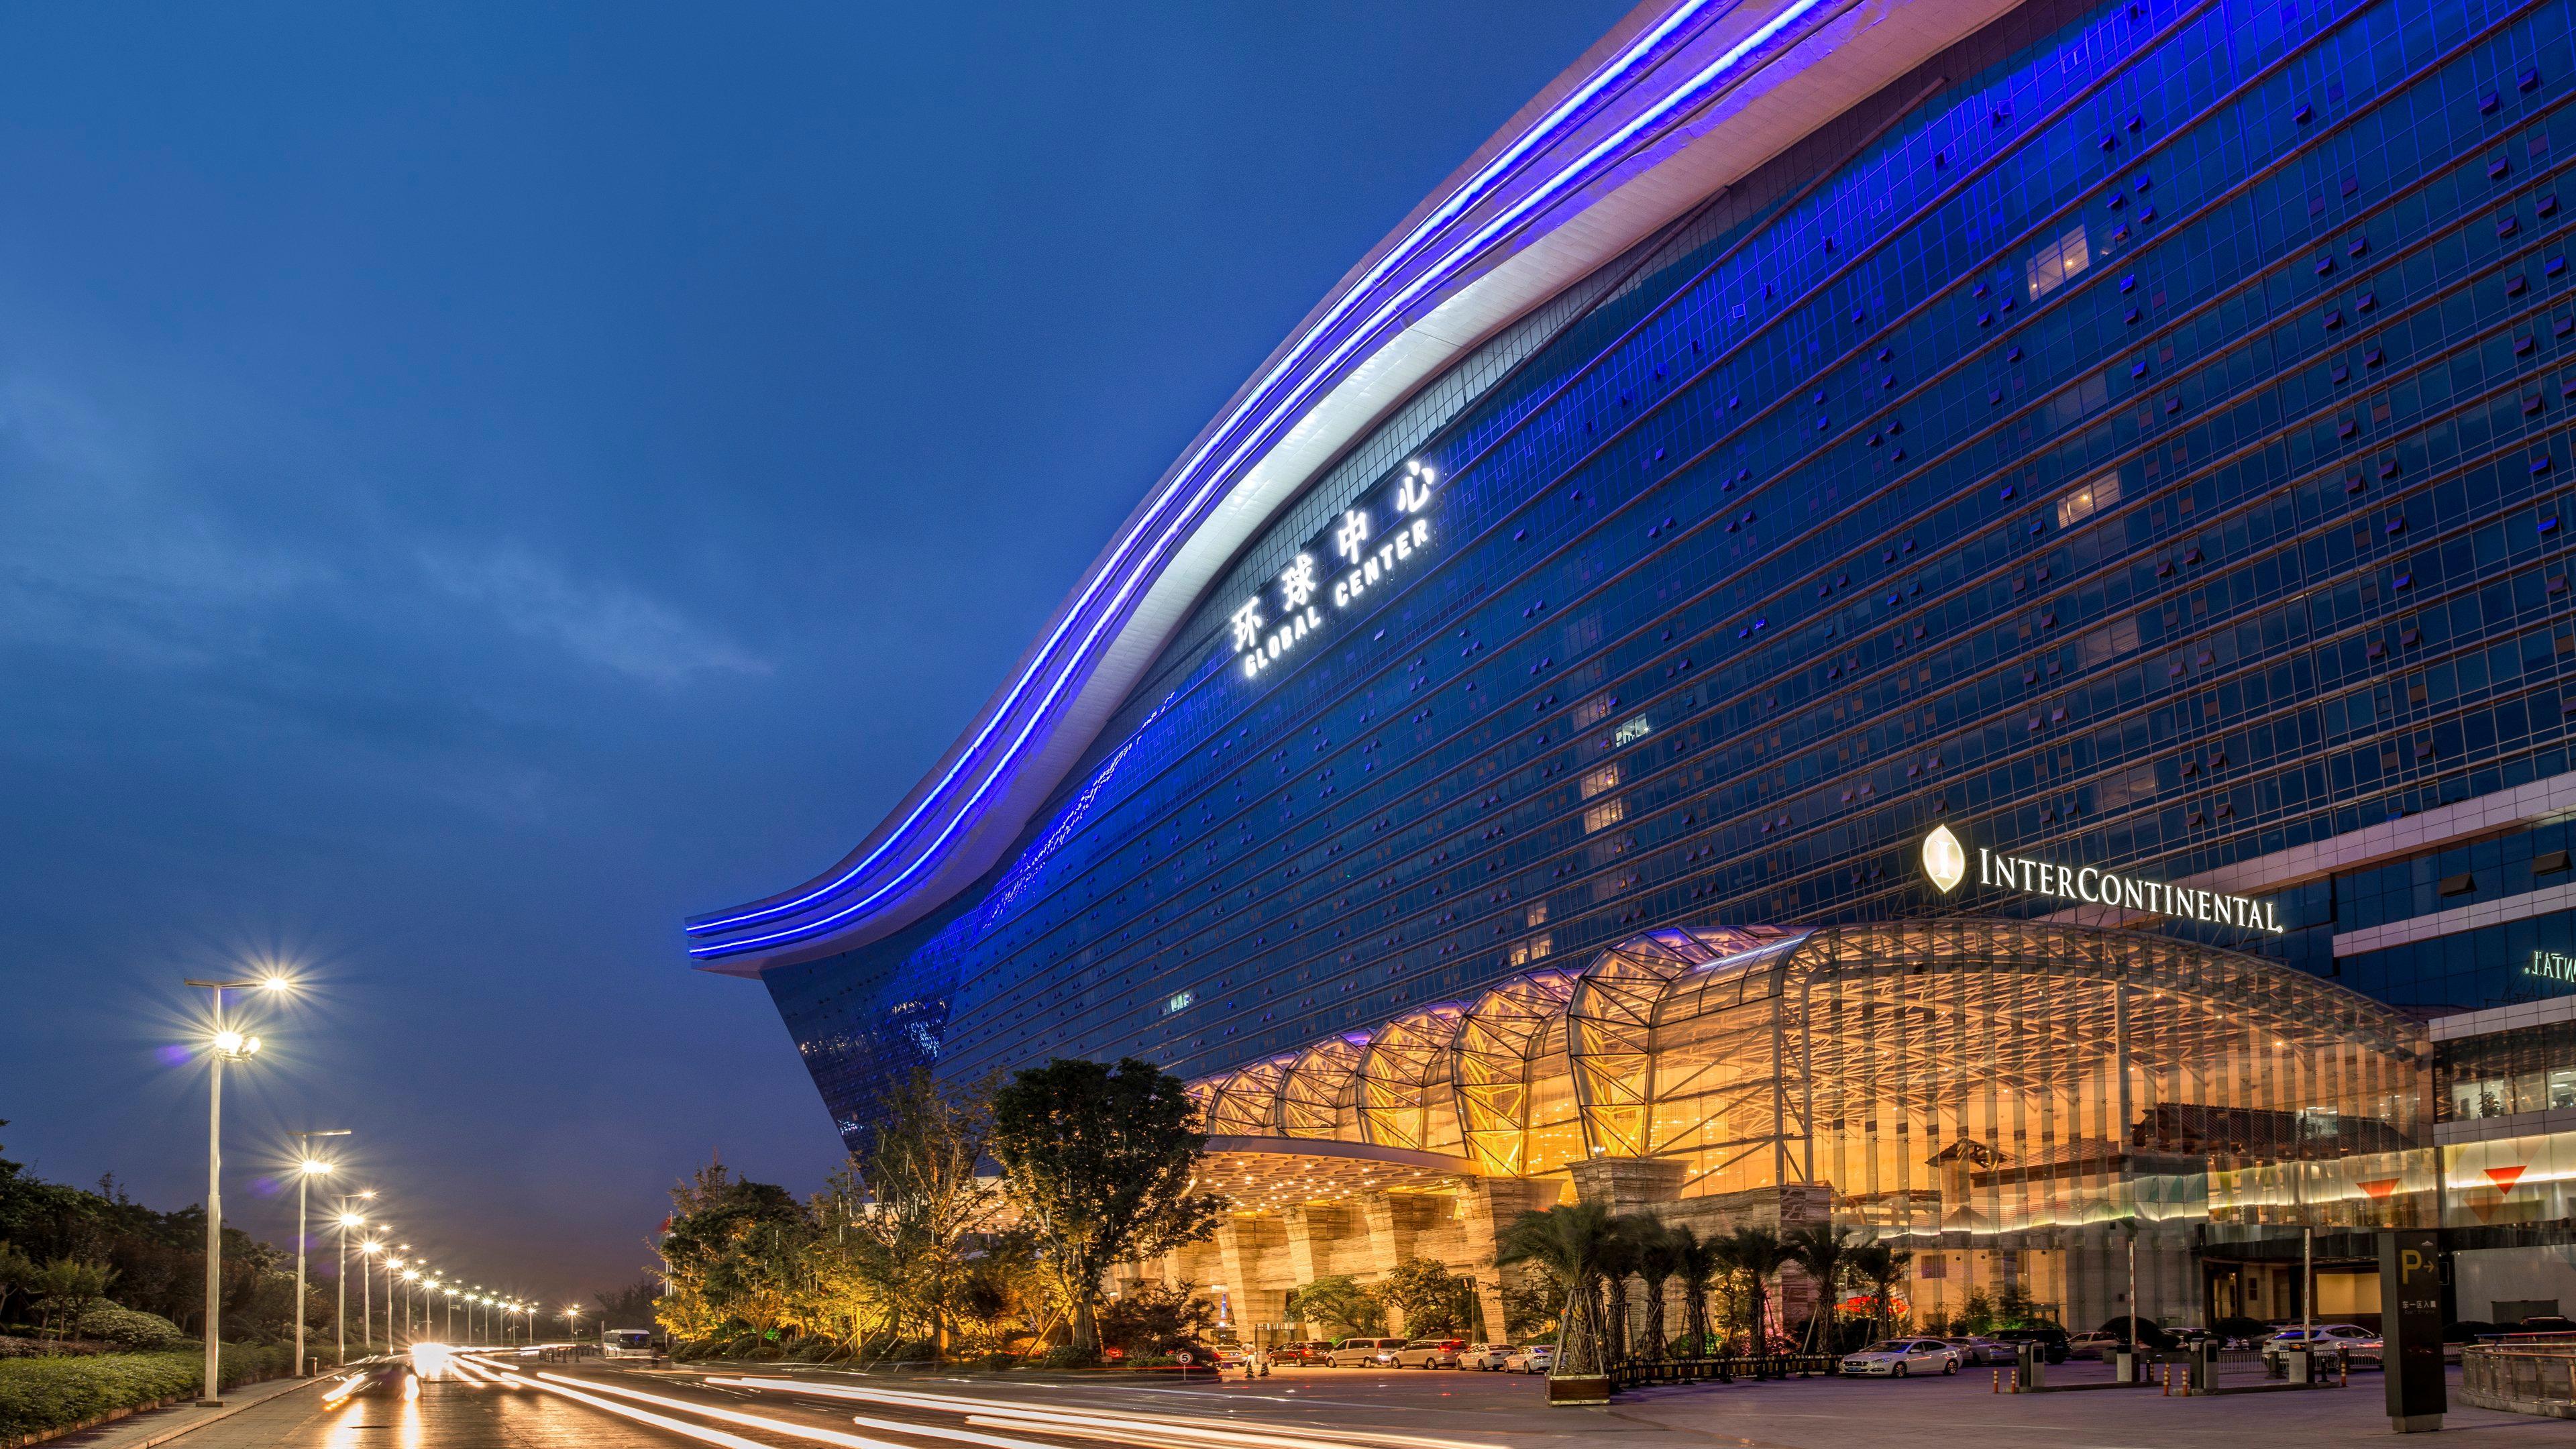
left=2055, top=473, right=2122, bottom=527
left=1526, top=901, right=1549, bottom=928
left=1509, top=934, right=1555, bottom=967
left=1583, top=799, right=1625, bottom=833
left=1613, top=714, right=1652, bottom=747
left=1579, top=763, right=1621, bottom=800
left=2025, top=224, right=2090, bottom=301
left=1164, top=991, right=1194, bottom=1015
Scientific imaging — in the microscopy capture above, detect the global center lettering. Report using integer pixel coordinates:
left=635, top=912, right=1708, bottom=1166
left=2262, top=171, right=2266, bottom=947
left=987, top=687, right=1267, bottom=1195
left=1233, top=460, right=1437, bottom=680
left=1919, top=825, right=2284, bottom=934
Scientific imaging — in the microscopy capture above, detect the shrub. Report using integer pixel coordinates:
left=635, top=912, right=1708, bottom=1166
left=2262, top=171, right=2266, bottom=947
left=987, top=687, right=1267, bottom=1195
left=72, top=1305, right=186, bottom=1351
left=1032, top=1344, right=1099, bottom=1371
left=0, top=1344, right=289, bottom=1438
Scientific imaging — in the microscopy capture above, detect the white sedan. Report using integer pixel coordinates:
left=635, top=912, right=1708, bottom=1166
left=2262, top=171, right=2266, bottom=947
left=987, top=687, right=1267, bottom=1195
left=1501, top=1344, right=1556, bottom=1374
left=1462, top=1342, right=1519, bottom=1371
left=1840, top=1338, right=1961, bottom=1377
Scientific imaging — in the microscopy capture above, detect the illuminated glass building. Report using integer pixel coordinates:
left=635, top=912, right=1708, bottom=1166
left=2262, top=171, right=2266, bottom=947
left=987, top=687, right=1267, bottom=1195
left=694, top=0, right=2576, bottom=1332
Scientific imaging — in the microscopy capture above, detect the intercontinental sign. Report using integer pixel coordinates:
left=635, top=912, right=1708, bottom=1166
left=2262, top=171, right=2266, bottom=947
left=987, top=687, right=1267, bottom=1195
left=1920, top=824, right=2284, bottom=933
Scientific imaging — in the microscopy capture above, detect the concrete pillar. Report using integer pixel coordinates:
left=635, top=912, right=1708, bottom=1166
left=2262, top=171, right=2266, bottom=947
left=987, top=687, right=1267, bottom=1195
left=1455, top=1177, right=1554, bottom=1341
left=1566, top=1157, right=1686, bottom=1212
left=1360, top=1193, right=1407, bottom=1334
left=1283, top=1205, right=1326, bottom=1290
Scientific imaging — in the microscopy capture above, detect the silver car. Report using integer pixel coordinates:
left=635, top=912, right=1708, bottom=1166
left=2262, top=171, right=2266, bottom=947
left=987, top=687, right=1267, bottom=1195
left=1462, top=1342, right=1518, bottom=1371
left=1393, top=1338, right=1465, bottom=1368
left=1502, top=1344, right=1556, bottom=1374
left=1326, top=1337, right=1407, bottom=1367
left=1839, top=1338, right=1960, bottom=1377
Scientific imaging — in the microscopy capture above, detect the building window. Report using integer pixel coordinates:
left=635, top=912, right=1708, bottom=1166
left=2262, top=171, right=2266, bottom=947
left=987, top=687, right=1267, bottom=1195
left=1508, top=934, right=1554, bottom=967
left=1613, top=714, right=1652, bottom=748
left=1526, top=901, right=1549, bottom=928
left=2026, top=224, right=2090, bottom=301
left=1584, top=798, right=1626, bottom=833
left=1580, top=763, right=1621, bottom=800
left=2056, top=473, right=2122, bottom=527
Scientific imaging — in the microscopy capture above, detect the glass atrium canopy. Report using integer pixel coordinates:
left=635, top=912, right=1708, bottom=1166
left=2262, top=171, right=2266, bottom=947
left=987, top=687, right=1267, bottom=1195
left=1190, top=921, right=2431, bottom=1229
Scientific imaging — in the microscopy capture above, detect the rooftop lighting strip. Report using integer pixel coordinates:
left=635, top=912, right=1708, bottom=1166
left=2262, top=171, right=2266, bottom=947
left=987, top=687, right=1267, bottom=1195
left=690, top=0, right=1830, bottom=957
left=683, top=1, right=1720, bottom=941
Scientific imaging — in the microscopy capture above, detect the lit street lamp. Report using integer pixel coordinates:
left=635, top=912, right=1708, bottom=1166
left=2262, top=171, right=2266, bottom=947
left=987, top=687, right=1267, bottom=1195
left=288, top=1130, right=350, bottom=1376
left=562, top=1304, right=581, bottom=1342
left=183, top=973, right=290, bottom=1407
left=333, top=1193, right=374, bottom=1366
left=357, top=1238, right=382, bottom=1354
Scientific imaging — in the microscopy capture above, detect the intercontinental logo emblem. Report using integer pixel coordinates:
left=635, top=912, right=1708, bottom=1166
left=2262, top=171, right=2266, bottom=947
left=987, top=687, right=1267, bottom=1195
left=1919, top=826, right=2284, bottom=934
left=1921, top=825, right=1966, bottom=894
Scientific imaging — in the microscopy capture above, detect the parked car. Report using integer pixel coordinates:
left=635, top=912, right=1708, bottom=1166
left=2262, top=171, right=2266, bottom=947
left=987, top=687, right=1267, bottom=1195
left=1839, top=1338, right=1961, bottom=1377
left=1269, top=1341, right=1338, bottom=1366
left=1394, top=1338, right=1466, bottom=1368
left=1462, top=1342, right=1519, bottom=1371
left=1502, top=1344, right=1556, bottom=1374
left=2065, top=1330, right=2126, bottom=1361
left=2510, top=1316, right=2576, bottom=1336
left=1985, top=1326, right=2072, bottom=1364
left=1327, top=1337, right=1407, bottom=1367
left=1941, top=1336, right=2006, bottom=1366
left=2263, top=1324, right=2382, bottom=1368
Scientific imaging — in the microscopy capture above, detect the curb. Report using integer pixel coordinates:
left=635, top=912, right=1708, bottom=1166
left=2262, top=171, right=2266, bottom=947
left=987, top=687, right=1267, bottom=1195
left=11, top=1374, right=321, bottom=1449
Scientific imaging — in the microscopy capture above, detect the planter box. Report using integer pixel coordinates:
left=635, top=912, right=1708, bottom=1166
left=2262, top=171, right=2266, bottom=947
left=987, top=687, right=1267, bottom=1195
left=1546, top=1373, right=1611, bottom=1405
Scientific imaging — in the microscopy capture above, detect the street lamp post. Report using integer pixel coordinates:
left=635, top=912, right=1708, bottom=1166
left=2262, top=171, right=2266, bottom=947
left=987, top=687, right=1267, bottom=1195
left=288, top=1130, right=349, bottom=1376
left=562, top=1304, right=581, bottom=1343
left=333, top=1194, right=373, bottom=1366
left=184, top=975, right=290, bottom=1407
left=358, top=1240, right=380, bottom=1354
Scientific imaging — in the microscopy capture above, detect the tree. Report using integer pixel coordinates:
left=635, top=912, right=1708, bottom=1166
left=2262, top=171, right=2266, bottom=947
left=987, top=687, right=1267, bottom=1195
left=839, top=1070, right=1007, bottom=1354
left=1716, top=1226, right=1796, bottom=1353
left=1783, top=1224, right=1854, bottom=1351
left=1596, top=1224, right=1641, bottom=1365
left=1846, top=1241, right=1915, bottom=1333
left=594, top=1277, right=662, bottom=1328
left=1498, top=1271, right=1564, bottom=1342
left=1495, top=1201, right=1617, bottom=1378
left=1095, top=1282, right=1217, bottom=1360
left=987, top=1059, right=1223, bottom=1356
left=655, top=1160, right=816, bottom=1345
left=1379, top=1256, right=1472, bottom=1338
left=1627, top=1219, right=1681, bottom=1361
left=0, top=1241, right=34, bottom=1327
left=1286, top=1275, right=1385, bottom=1338
left=1668, top=1225, right=1722, bottom=1358
left=30, top=1258, right=115, bottom=1340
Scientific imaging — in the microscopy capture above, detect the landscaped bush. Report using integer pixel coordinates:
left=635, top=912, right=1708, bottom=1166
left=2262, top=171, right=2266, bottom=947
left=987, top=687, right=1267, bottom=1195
left=1031, top=1344, right=1098, bottom=1371
left=71, top=1305, right=188, bottom=1351
left=0, top=1344, right=288, bottom=1439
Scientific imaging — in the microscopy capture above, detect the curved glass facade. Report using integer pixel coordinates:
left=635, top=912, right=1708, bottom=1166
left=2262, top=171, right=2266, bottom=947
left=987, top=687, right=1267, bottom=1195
left=753, top=0, right=2576, bottom=1150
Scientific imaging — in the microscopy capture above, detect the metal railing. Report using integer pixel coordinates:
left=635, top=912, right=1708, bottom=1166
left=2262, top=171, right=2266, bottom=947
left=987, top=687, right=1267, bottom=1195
left=1607, top=1353, right=1839, bottom=1390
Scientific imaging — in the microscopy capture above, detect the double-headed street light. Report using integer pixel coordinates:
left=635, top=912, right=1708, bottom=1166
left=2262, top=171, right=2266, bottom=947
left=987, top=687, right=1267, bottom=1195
left=561, top=1303, right=582, bottom=1341
left=287, top=1130, right=350, bottom=1377
left=356, top=1238, right=382, bottom=1355
left=184, top=973, right=292, bottom=1407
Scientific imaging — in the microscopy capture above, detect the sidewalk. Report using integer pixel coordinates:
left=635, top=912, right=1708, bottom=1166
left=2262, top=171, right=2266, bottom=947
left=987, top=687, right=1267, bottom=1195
left=34, top=1375, right=327, bottom=1449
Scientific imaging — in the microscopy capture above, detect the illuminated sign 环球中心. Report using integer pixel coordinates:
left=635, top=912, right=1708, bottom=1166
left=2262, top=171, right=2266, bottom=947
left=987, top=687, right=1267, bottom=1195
left=1230, top=460, right=1438, bottom=680
left=1919, top=824, right=2284, bottom=932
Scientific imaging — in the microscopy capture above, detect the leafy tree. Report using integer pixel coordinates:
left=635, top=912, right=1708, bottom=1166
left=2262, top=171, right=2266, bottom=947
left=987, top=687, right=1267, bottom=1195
left=655, top=1160, right=816, bottom=1344
left=1095, top=1282, right=1217, bottom=1359
left=1495, top=1201, right=1617, bottom=1377
left=1287, top=1275, right=1385, bottom=1338
left=30, top=1258, right=115, bottom=1340
left=1846, top=1241, right=1915, bottom=1333
left=987, top=1059, right=1223, bottom=1354
left=841, top=1070, right=1005, bottom=1354
left=1379, top=1256, right=1472, bottom=1338
left=1953, top=1285, right=1996, bottom=1334
left=0, top=1241, right=34, bottom=1327
left=1783, top=1224, right=1853, bottom=1351
left=1994, top=1277, right=2037, bottom=1329
left=1497, top=1271, right=1563, bottom=1342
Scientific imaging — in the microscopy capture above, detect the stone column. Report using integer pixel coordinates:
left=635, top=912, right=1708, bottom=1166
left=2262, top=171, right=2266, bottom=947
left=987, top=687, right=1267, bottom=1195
left=1283, top=1204, right=1326, bottom=1290
left=1455, top=1177, right=1554, bottom=1341
left=1566, top=1157, right=1686, bottom=1211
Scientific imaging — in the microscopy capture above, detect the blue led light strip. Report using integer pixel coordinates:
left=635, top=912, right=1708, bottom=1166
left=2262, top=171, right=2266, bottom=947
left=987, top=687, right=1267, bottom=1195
left=689, top=0, right=1829, bottom=957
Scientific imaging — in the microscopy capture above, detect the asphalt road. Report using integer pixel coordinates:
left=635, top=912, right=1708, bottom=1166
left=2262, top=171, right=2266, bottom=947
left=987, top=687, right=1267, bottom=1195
left=92, top=1354, right=2571, bottom=1449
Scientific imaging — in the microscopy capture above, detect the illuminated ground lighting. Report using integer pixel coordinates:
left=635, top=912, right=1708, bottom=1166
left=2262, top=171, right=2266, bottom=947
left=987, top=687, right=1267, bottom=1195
left=705, top=1377, right=1496, bottom=1449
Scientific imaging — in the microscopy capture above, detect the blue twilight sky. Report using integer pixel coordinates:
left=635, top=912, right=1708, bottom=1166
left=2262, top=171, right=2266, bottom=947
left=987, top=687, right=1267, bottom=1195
left=0, top=3, right=1635, bottom=1302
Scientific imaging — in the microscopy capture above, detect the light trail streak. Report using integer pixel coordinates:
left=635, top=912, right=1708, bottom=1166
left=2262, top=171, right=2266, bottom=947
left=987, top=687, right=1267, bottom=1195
left=705, top=1375, right=1498, bottom=1449
left=480, top=1368, right=776, bottom=1449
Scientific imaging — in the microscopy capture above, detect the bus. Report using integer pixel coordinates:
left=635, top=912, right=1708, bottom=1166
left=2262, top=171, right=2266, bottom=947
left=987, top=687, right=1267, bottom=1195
left=600, top=1328, right=659, bottom=1362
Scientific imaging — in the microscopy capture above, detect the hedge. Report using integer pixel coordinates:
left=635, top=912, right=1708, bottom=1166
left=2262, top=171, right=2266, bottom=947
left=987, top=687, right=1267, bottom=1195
left=0, top=1344, right=293, bottom=1440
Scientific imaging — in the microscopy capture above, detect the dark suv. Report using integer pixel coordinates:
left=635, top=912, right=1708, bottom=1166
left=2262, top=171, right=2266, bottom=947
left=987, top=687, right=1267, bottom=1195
left=1986, top=1326, right=2072, bottom=1364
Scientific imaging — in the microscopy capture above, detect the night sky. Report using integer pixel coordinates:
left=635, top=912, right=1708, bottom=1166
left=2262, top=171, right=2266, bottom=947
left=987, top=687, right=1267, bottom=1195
left=0, top=3, right=1635, bottom=1305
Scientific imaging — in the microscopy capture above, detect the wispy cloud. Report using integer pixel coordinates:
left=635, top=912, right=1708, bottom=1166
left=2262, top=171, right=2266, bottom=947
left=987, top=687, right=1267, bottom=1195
left=422, top=545, right=770, bottom=686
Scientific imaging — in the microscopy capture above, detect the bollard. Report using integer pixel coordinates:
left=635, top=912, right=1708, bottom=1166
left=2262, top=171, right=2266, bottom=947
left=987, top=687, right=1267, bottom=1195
left=1991, top=1368, right=1999, bottom=1393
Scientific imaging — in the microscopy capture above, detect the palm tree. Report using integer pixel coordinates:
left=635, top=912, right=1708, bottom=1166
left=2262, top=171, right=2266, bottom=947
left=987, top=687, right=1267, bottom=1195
left=1719, top=1226, right=1797, bottom=1356
left=1628, top=1219, right=1682, bottom=1362
left=1596, top=1220, right=1644, bottom=1367
left=1668, top=1226, right=1723, bottom=1360
left=1845, top=1241, right=1915, bottom=1335
left=1495, top=1202, right=1616, bottom=1378
left=1784, top=1224, right=1854, bottom=1352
